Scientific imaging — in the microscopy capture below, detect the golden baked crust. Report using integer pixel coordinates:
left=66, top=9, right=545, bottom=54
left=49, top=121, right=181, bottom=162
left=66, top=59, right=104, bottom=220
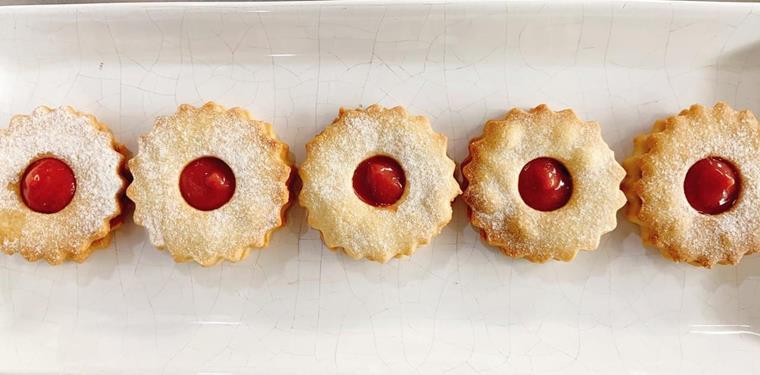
left=0, top=106, right=126, bottom=264
left=621, top=102, right=760, bottom=267
left=463, top=104, right=626, bottom=262
left=127, top=102, right=292, bottom=266
left=299, top=105, right=461, bottom=263
left=90, top=143, right=133, bottom=250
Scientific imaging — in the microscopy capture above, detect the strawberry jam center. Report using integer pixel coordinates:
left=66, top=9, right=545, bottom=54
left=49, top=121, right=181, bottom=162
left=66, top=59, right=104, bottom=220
left=518, top=157, right=573, bottom=212
left=684, top=157, right=740, bottom=215
left=20, top=157, right=77, bottom=214
left=179, top=157, right=236, bottom=211
left=352, top=155, right=406, bottom=207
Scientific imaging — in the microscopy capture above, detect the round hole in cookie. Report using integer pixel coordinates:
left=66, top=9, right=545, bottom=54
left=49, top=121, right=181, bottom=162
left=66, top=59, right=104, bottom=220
left=352, top=155, right=406, bottom=207
left=684, top=157, right=740, bottom=215
left=518, top=157, right=573, bottom=212
left=20, top=157, right=77, bottom=214
left=179, top=156, right=236, bottom=211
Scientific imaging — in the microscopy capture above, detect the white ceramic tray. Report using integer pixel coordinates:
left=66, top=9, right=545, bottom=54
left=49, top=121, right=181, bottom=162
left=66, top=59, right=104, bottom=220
left=2, top=1, right=760, bottom=374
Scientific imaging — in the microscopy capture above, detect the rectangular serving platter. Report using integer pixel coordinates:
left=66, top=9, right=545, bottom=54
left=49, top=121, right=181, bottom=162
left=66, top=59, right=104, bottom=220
left=1, top=1, right=760, bottom=374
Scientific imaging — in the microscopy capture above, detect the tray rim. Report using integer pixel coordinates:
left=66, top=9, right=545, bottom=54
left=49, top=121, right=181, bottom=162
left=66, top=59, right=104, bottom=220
left=1, top=0, right=756, bottom=10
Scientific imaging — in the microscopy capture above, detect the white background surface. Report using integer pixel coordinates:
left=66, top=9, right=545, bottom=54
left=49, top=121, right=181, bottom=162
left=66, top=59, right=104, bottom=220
left=1, top=1, right=760, bottom=374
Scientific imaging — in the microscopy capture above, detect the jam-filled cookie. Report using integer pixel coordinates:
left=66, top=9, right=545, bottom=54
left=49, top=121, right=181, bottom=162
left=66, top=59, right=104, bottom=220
left=127, top=102, right=292, bottom=266
left=0, top=106, right=128, bottom=264
left=299, top=105, right=461, bottom=262
left=462, top=105, right=626, bottom=262
left=622, top=102, right=760, bottom=267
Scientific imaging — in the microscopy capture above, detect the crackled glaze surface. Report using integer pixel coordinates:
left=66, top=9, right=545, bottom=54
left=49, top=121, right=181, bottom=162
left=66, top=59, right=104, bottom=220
left=1, top=1, right=760, bottom=374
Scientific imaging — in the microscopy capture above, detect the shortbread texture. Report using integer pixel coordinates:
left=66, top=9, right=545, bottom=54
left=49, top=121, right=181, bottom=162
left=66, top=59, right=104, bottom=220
left=622, top=102, right=760, bottom=267
left=0, top=106, right=125, bottom=264
left=463, top=105, right=626, bottom=262
left=299, top=105, right=461, bottom=263
left=127, top=102, right=292, bottom=266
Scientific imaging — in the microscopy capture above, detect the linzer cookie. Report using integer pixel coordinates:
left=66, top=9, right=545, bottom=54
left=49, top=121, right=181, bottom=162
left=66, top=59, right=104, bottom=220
left=622, top=102, right=760, bottom=267
left=0, top=106, right=127, bottom=264
left=462, top=105, right=626, bottom=262
left=299, top=105, right=461, bottom=262
left=127, top=102, right=292, bottom=266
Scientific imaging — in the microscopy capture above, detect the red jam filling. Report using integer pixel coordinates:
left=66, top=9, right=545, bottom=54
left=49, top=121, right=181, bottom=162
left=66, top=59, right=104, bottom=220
left=684, top=157, right=740, bottom=215
left=352, top=155, right=406, bottom=207
left=518, top=157, right=573, bottom=212
left=20, top=157, right=77, bottom=214
left=179, top=157, right=236, bottom=211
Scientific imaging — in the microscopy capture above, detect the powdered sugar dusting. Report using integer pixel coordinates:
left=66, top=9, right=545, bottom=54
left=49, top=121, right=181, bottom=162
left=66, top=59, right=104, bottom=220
left=127, top=103, right=291, bottom=266
left=626, top=103, right=760, bottom=266
left=463, top=105, right=626, bottom=262
left=0, top=106, right=124, bottom=262
left=299, top=105, right=461, bottom=262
